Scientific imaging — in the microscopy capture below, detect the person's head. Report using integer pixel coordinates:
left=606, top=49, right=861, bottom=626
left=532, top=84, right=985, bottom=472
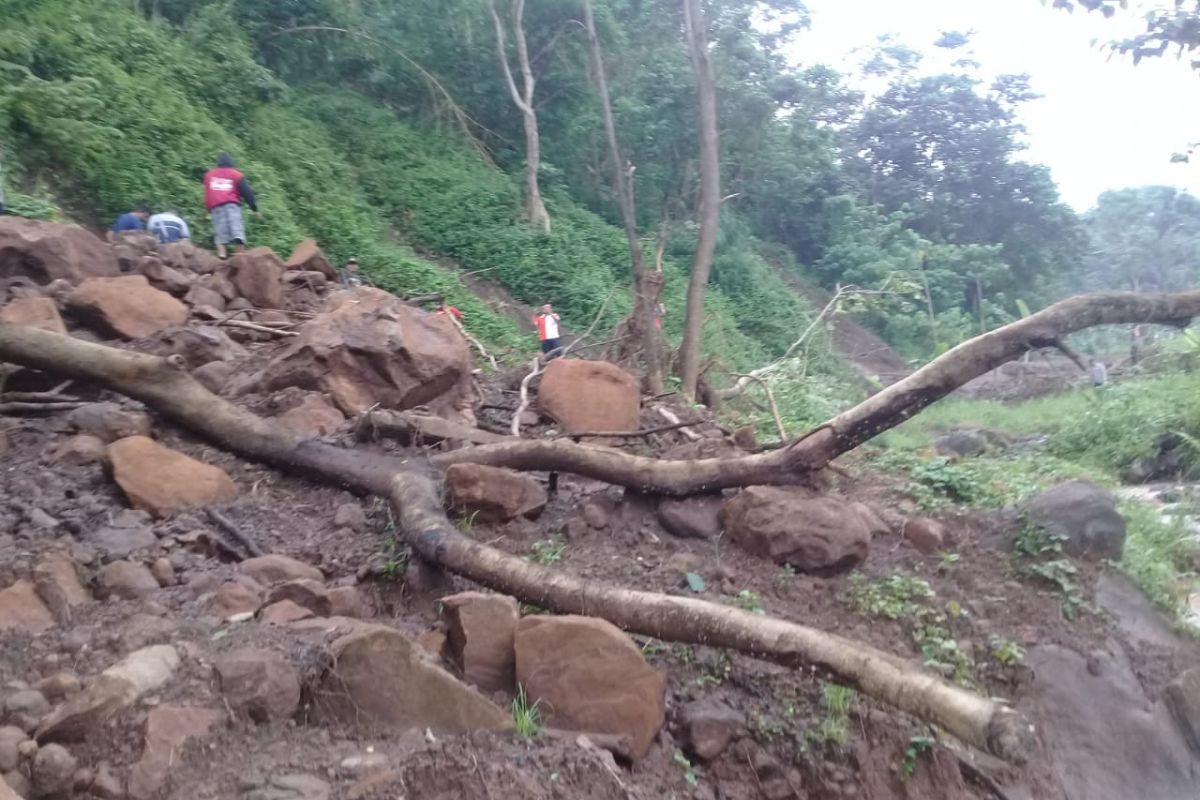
left=134, top=204, right=150, bottom=220
left=346, top=257, right=359, bottom=272
left=217, top=152, right=236, bottom=168
left=541, top=303, right=552, bottom=314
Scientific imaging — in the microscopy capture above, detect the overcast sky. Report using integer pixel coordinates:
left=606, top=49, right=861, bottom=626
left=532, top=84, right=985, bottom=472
left=788, top=0, right=1200, bottom=211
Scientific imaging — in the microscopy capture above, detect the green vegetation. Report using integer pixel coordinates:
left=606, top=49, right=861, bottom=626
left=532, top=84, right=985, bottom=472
left=988, top=635, right=1026, bottom=668
left=529, top=537, right=566, bottom=566
left=1119, top=499, right=1200, bottom=617
left=901, top=732, right=936, bottom=779
left=672, top=750, right=700, bottom=786
left=511, top=684, right=542, bottom=738
left=805, top=682, right=856, bottom=750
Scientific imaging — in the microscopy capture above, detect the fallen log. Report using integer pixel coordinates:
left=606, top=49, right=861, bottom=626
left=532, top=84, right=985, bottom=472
left=354, top=408, right=508, bottom=447
left=0, top=322, right=1033, bottom=761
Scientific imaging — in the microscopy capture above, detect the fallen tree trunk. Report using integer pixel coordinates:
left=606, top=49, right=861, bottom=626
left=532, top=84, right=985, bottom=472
left=0, top=323, right=1031, bottom=761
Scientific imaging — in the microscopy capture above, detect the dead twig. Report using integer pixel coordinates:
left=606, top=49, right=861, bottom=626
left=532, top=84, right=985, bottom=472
left=217, top=320, right=299, bottom=338
left=551, top=419, right=701, bottom=440
left=731, top=372, right=786, bottom=441
left=0, top=401, right=85, bottom=414
left=655, top=406, right=700, bottom=441
left=203, top=508, right=266, bottom=558
left=0, top=391, right=81, bottom=403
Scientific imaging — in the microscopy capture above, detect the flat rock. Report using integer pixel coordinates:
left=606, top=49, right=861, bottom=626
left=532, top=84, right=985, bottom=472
left=328, top=587, right=368, bottom=619
left=0, top=580, right=55, bottom=635
left=284, top=239, right=337, bottom=280
left=536, top=359, right=640, bottom=436
left=260, top=600, right=314, bottom=624
left=720, top=487, right=870, bottom=574
left=515, top=615, right=665, bottom=760
left=67, top=275, right=189, bottom=339
left=266, top=580, right=331, bottom=617
left=1022, top=480, right=1126, bottom=560
left=32, top=552, right=91, bottom=624
left=240, top=555, right=323, bottom=586
left=160, top=240, right=221, bottom=275
left=275, top=392, right=345, bottom=438
left=95, top=561, right=160, bottom=599
left=67, top=403, right=152, bottom=443
left=138, top=255, right=193, bottom=296
left=657, top=494, right=724, bottom=540
left=0, top=217, right=119, bottom=285
left=108, top=436, right=238, bottom=518
left=52, top=434, right=109, bottom=466
left=127, top=706, right=223, bottom=800
left=0, top=297, right=67, bottom=335
left=441, top=591, right=519, bottom=693
left=0, top=728, right=25, bottom=773
left=214, top=648, right=301, bottom=723
left=228, top=247, right=285, bottom=308
left=90, top=517, right=158, bottom=561
left=213, top=580, right=265, bottom=619
left=444, top=463, right=547, bottom=522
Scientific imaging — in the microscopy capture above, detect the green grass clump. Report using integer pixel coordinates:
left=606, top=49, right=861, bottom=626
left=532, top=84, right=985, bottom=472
left=1118, top=498, right=1199, bottom=620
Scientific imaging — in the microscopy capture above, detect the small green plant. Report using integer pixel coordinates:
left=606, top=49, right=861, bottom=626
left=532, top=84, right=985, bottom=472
left=902, top=733, right=936, bottom=778
left=456, top=510, right=480, bottom=534
left=775, top=564, right=797, bottom=589
left=988, top=634, right=1026, bottom=667
left=806, top=681, right=856, bottom=749
left=735, top=589, right=765, bottom=614
left=530, top=537, right=566, bottom=565
left=694, top=649, right=734, bottom=687
left=753, top=711, right=787, bottom=741
left=821, top=682, right=855, bottom=716
left=512, top=684, right=542, bottom=738
left=936, top=551, right=960, bottom=573
left=673, top=750, right=699, bottom=786
left=848, top=572, right=934, bottom=620
left=1013, top=521, right=1084, bottom=619
left=912, top=619, right=975, bottom=687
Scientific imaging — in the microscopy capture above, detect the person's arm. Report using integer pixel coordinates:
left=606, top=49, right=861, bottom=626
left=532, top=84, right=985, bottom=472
left=237, top=177, right=259, bottom=212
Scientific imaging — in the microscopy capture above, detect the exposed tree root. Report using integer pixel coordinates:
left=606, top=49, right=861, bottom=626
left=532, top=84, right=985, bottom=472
left=0, top=323, right=1033, bottom=762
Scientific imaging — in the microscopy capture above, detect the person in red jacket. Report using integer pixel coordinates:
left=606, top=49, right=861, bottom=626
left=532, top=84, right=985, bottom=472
left=203, top=152, right=260, bottom=259
left=533, top=303, right=561, bottom=355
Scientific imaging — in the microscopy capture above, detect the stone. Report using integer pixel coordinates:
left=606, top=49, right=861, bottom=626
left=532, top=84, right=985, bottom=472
left=328, top=587, right=367, bottom=619
left=32, top=674, right=80, bottom=704
left=732, top=425, right=758, bottom=451
left=108, top=436, right=238, bottom=518
left=903, top=517, right=946, bottom=554
left=657, top=494, right=724, bottom=540
left=26, top=508, right=58, bottom=530
left=260, top=600, right=314, bottom=625
left=677, top=699, right=744, bottom=761
left=150, top=558, right=176, bottom=587
left=284, top=240, right=337, bottom=281
left=159, top=240, right=220, bottom=275
left=444, top=463, right=547, bottom=522
left=244, top=774, right=330, bottom=800
left=31, top=743, right=75, bottom=797
left=317, top=625, right=511, bottom=732
left=0, top=580, right=55, bottom=634
left=0, top=297, right=67, bottom=335
left=192, top=361, right=234, bottom=394
left=0, top=728, right=25, bottom=772
left=536, top=359, right=640, bottom=436
left=183, top=283, right=227, bottom=315
left=67, top=275, right=189, bottom=339
left=1, top=771, right=29, bottom=800
left=214, top=648, right=301, bottom=723
left=441, top=592, right=519, bottom=693
left=1165, top=667, right=1200, bottom=753
left=90, top=517, right=158, bottom=561
left=228, top=247, right=285, bottom=308
left=1022, top=480, right=1126, bottom=560
left=213, top=581, right=264, bottom=619
left=274, top=393, right=345, bottom=438
left=240, top=555, right=323, bottom=586
left=265, top=580, right=331, bottom=617
left=96, top=561, right=160, bottom=600
left=257, top=288, right=473, bottom=419
left=147, top=325, right=247, bottom=369
left=0, top=217, right=120, bottom=285
left=3, top=691, right=48, bottom=731
left=67, top=403, right=153, bottom=443
left=515, top=615, right=666, bottom=760
left=32, top=552, right=90, bottom=624
left=417, top=630, right=448, bottom=659
left=582, top=501, right=610, bottom=530
left=138, top=256, right=193, bottom=296
left=37, top=645, right=181, bottom=742
left=332, top=504, right=368, bottom=534
left=933, top=430, right=989, bottom=459
left=127, top=704, right=223, bottom=799
left=90, top=762, right=123, bottom=800
left=720, top=487, right=870, bottom=574
left=51, top=434, right=108, bottom=466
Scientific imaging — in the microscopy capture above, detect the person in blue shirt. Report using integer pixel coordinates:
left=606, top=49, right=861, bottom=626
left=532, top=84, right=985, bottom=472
left=110, top=205, right=150, bottom=239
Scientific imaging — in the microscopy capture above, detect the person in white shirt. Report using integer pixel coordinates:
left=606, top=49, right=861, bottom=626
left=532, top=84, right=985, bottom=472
left=533, top=303, right=561, bottom=355
left=1090, top=359, right=1108, bottom=387
left=147, top=209, right=191, bottom=244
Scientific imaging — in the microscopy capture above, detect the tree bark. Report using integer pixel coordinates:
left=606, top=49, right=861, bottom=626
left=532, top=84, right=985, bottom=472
left=583, top=0, right=664, bottom=393
left=488, top=0, right=551, bottom=233
left=0, top=322, right=1032, bottom=762
left=678, top=0, right=721, bottom=399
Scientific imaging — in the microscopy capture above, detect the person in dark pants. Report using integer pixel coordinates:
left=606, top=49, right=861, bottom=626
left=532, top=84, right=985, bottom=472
left=109, top=204, right=150, bottom=239
left=203, top=153, right=260, bottom=259
left=533, top=303, right=561, bottom=355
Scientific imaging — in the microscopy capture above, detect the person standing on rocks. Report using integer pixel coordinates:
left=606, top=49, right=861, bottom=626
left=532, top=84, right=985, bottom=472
left=534, top=303, right=561, bottom=355
left=338, top=257, right=375, bottom=288
left=147, top=208, right=190, bottom=244
left=203, top=152, right=260, bottom=259
left=109, top=204, right=150, bottom=239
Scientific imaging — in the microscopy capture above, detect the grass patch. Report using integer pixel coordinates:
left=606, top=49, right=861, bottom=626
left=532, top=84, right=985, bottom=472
left=511, top=684, right=542, bottom=738
left=1118, top=498, right=1199, bottom=620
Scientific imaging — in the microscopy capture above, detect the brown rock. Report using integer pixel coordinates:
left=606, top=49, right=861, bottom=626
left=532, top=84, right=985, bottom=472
left=227, top=247, right=285, bottom=308
left=441, top=592, right=519, bottom=693
left=33, top=674, right=81, bottom=704
left=265, top=580, right=331, bottom=617
left=275, top=392, right=345, bottom=438
left=183, top=283, right=226, bottom=312
left=536, top=359, right=640, bottom=436
left=582, top=501, right=610, bottom=530
left=96, top=561, right=160, bottom=600
left=213, top=648, right=301, bottom=723
left=720, top=488, right=870, bottom=574
left=515, top=615, right=666, bottom=760
left=903, top=517, right=946, bottom=555
left=159, top=240, right=220, bottom=275
left=67, top=275, right=188, bottom=339
left=0, top=297, right=67, bottom=335
left=284, top=239, right=337, bottom=280
left=260, top=600, right=314, bottom=625
left=90, top=762, right=123, bottom=800
left=146, top=325, right=246, bottom=369
left=0, top=728, right=25, bottom=772
left=328, top=587, right=368, bottom=619
left=657, top=494, right=724, bottom=540
left=127, top=705, right=222, bottom=800
left=0, top=217, right=119, bottom=285
left=192, top=361, right=233, bottom=394
left=31, top=743, right=75, bottom=797
left=317, top=625, right=511, bottom=732
left=333, top=504, right=369, bottom=534
left=257, top=288, right=473, bottom=418
left=732, top=425, right=758, bottom=451
left=1166, top=667, right=1200, bottom=753
left=108, top=436, right=237, bottom=518
left=67, top=403, right=152, bottom=443
left=444, top=463, right=547, bottom=522
left=213, top=581, right=263, bottom=619
left=0, top=580, right=55, bottom=634
left=138, top=256, right=193, bottom=296
left=240, top=555, right=323, bottom=586
left=1, top=770, right=29, bottom=800
left=52, top=434, right=109, bottom=466
left=150, top=558, right=176, bottom=587
left=416, top=630, right=447, bottom=659
left=32, top=552, right=91, bottom=624
left=677, top=699, right=744, bottom=761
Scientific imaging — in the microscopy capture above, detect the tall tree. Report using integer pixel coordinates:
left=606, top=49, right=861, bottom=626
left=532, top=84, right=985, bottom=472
left=488, top=0, right=551, bottom=232
left=582, top=0, right=664, bottom=392
left=679, top=0, right=721, bottom=399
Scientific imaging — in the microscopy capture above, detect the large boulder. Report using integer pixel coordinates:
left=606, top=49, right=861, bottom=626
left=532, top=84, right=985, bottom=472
left=1021, top=480, right=1126, bottom=560
left=656, top=493, right=724, bottom=540
left=720, top=487, right=871, bottom=574
left=228, top=247, right=285, bottom=309
left=67, top=275, right=188, bottom=339
left=240, top=555, right=324, bottom=585
left=159, top=240, right=221, bottom=275
left=0, top=297, right=67, bottom=335
left=514, top=615, right=665, bottom=760
left=146, top=326, right=247, bottom=369
left=127, top=706, right=223, bottom=800
left=316, top=625, right=511, bottom=732
left=1166, top=668, right=1200, bottom=754
left=441, top=591, right=520, bottom=693
left=138, top=255, right=193, bottom=296
left=444, top=463, right=547, bottom=522
left=273, top=392, right=346, bottom=439
left=536, top=359, right=640, bottom=435
left=213, top=648, right=301, bottom=723
left=284, top=239, right=337, bottom=281
left=0, top=217, right=119, bottom=285
left=257, top=288, right=473, bottom=418
left=108, top=436, right=238, bottom=518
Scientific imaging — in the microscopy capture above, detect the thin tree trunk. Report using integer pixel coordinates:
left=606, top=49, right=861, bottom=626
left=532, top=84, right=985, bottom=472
left=488, top=0, right=551, bottom=232
left=582, top=0, right=663, bottom=392
left=678, top=0, right=721, bottom=399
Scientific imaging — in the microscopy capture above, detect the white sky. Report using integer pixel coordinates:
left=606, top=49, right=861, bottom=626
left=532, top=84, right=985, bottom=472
left=789, top=0, right=1200, bottom=211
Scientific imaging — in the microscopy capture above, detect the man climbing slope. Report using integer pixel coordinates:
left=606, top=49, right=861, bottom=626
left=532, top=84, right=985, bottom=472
left=533, top=303, right=561, bottom=355
left=147, top=208, right=190, bottom=244
left=109, top=204, right=150, bottom=239
left=203, top=153, right=260, bottom=259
